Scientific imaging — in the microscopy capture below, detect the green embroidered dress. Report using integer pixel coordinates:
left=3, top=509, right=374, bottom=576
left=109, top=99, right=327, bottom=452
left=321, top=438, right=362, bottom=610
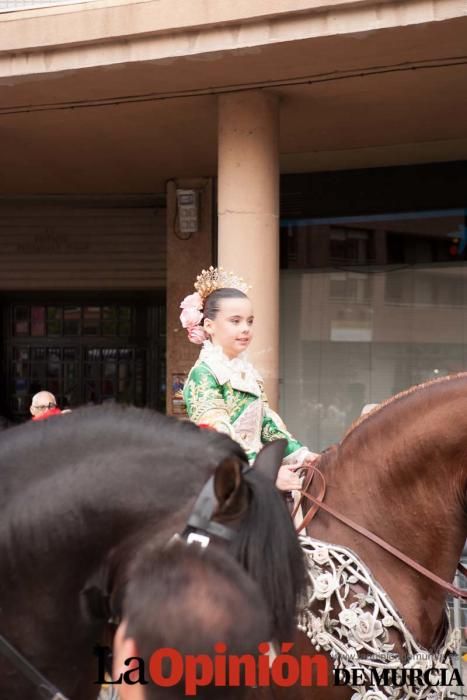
left=183, top=341, right=309, bottom=464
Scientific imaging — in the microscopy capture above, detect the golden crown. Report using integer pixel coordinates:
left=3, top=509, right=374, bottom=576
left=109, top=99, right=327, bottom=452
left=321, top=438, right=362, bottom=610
left=194, top=266, right=251, bottom=301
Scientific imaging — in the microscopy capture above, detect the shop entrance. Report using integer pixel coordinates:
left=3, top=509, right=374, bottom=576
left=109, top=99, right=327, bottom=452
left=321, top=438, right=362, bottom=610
left=1, top=296, right=165, bottom=422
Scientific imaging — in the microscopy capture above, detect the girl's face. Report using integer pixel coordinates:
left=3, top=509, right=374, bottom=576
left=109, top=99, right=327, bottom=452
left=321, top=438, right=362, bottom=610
left=204, top=297, right=254, bottom=359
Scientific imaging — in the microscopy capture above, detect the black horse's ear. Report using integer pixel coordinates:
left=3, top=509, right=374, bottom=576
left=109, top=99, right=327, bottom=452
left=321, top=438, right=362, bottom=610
left=80, top=565, right=112, bottom=623
left=213, top=456, right=245, bottom=515
left=253, top=439, right=287, bottom=482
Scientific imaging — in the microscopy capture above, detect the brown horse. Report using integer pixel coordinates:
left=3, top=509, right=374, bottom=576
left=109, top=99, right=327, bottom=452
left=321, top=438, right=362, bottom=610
left=290, top=372, right=467, bottom=699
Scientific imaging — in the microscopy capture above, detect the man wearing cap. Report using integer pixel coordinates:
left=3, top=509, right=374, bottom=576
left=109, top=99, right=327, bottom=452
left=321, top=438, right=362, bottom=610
left=30, top=391, right=62, bottom=421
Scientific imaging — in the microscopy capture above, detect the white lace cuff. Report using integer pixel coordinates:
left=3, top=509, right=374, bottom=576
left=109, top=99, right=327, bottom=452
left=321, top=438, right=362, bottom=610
left=282, top=446, right=310, bottom=466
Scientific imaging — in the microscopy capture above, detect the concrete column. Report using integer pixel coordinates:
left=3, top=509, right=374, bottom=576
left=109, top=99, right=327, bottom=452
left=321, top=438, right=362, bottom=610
left=166, top=178, right=213, bottom=415
left=218, top=90, right=280, bottom=408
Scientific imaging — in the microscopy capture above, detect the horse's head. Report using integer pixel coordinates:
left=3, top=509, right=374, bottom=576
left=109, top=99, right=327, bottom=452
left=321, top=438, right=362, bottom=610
left=183, top=440, right=307, bottom=642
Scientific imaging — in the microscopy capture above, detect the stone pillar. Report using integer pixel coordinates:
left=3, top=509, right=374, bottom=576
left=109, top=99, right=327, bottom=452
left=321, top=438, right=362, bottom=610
left=217, top=90, right=280, bottom=408
left=166, top=178, right=213, bottom=415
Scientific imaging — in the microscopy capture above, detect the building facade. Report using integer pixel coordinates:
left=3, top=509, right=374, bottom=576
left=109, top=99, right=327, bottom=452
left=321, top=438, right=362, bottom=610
left=1, top=0, right=467, bottom=448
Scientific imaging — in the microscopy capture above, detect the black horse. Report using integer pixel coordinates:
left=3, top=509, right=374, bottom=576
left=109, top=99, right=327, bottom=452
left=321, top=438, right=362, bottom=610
left=0, top=405, right=306, bottom=700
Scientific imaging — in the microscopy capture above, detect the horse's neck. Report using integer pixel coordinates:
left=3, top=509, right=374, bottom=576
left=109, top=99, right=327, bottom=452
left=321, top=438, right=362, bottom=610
left=308, top=414, right=466, bottom=647
left=5, top=452, right=198, bottom=577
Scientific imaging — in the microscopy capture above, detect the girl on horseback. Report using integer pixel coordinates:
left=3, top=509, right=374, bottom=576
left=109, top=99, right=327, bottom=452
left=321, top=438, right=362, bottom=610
left=180, top=266, right=319, bottom=491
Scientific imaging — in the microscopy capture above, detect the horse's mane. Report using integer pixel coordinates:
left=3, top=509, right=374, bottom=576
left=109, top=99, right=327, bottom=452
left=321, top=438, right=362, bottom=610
left=230, top=468, right=307, bottom=642
left=321, top=372, right=467, bottom=530
left=343, top=371, right=467, bottom=443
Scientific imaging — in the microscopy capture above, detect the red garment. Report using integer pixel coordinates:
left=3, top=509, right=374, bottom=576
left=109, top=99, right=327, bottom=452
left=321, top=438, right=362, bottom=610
left=32, top=407, right=62, bottom=421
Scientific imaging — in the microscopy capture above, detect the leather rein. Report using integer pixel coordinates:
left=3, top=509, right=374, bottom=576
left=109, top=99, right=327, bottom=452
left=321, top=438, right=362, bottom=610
left=293, top=464, right=467, bottom=600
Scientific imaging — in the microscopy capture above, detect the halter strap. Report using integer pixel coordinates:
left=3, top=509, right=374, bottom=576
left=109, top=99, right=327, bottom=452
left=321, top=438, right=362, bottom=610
left=295, top=465, right=467, bottom=600
left=182, top=465, right=252, bottom=543
left=183, top=476, right=236, bottom=541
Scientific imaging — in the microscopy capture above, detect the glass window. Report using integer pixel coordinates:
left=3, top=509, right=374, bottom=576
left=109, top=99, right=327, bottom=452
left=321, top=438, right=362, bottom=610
left=47, top=348, right=61, bottom=378
left=329, top=228, right=374, bottom=265
left=14, top=347, right=29, bottom=361
left=83, top=307, right=100, bottom=335
left=85, top=348, right=100, bottom=380
left=31, top=363, right=46, bottom=381
left=102, top=307, right=117, bottom=335
left=14, top=306, right=29, bottom=336
left=64, top=306, right=81, bottom=335
left=280, top=208, right=467, bottom=451
left=135, top=350, right=146, bottom=406
left=31, top=307, right=46, bottom=336
left=103, top=349, right=117, bottom=386
left=47, top=307, right=62, bottom=336
left=6, top=301, right=157, bottom=419
left=85, top=380, right=98, bottom=403
left=118, top=307, right=132, bottom=336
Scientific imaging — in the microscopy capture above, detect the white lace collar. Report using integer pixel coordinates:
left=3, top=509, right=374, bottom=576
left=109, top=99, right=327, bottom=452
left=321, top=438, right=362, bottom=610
left=198, top=341, right=262, bottom=395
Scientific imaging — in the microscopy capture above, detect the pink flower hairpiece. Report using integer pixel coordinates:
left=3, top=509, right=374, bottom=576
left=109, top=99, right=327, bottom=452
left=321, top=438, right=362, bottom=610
left=179, top=292, right=207, bottom=345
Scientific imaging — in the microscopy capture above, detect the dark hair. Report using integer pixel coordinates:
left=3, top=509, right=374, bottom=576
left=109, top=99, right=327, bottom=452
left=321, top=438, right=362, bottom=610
left=123, top=540, right=271, bottom=700
left=203, top=288, right=248, bottom=321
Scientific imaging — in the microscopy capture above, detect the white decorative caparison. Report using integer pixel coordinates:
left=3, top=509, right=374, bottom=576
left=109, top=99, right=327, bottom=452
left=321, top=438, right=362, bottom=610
left=298, top=536, right=460, bottom=700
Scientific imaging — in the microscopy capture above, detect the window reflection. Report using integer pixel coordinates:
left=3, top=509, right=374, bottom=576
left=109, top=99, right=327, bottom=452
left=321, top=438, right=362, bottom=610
left=47, top=307, right=62, bottom=336
left=64, top=306, right=80, bottom=335
left=83, top=307, right=100, bottom=335
left=280, top=209, right=467, bottom=451
left=14, top=306, right=29, bottom=336
left=31, top=307, right=45, bottom=336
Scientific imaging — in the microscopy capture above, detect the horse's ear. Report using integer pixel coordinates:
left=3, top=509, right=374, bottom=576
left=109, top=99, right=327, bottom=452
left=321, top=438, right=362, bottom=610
left=80, top=564, right=112, bottom=623
left=213, top=456, right=246, bottom=515
left=253, top=439, right=287, bottom=482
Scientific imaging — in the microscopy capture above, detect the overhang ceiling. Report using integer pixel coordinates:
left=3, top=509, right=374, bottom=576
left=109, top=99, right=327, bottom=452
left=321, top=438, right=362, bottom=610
left=1, top=16, right=467, bottom=193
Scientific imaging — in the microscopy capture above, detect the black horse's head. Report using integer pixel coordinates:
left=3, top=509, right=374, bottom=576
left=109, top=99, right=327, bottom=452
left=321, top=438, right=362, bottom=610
left=103, top=439, right=307, bottom=647
left=182, top=439, right=307, bottom=642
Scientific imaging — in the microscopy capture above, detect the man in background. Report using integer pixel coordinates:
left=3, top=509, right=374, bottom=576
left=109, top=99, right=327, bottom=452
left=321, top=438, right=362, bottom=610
left=30, top=391, right=62, bottom=421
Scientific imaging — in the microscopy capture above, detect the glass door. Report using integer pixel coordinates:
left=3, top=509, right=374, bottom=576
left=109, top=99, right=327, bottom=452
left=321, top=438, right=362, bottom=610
left=3, top=299, right=165, bottom=422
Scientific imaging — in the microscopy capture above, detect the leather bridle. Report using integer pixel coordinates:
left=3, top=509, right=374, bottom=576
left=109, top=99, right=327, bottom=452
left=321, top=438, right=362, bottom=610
left=293, top=463, right=467, bottom=600
left=179, top=464, right=252, bottom=546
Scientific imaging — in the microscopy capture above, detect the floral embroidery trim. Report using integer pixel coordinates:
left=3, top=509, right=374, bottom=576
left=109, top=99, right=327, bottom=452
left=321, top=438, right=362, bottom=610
left=298, top=535, right=459, bottom=700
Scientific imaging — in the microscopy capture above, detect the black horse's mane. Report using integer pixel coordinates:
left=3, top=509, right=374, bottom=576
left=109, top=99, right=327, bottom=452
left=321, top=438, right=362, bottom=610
left=233, top=468, right=307, bottom=641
